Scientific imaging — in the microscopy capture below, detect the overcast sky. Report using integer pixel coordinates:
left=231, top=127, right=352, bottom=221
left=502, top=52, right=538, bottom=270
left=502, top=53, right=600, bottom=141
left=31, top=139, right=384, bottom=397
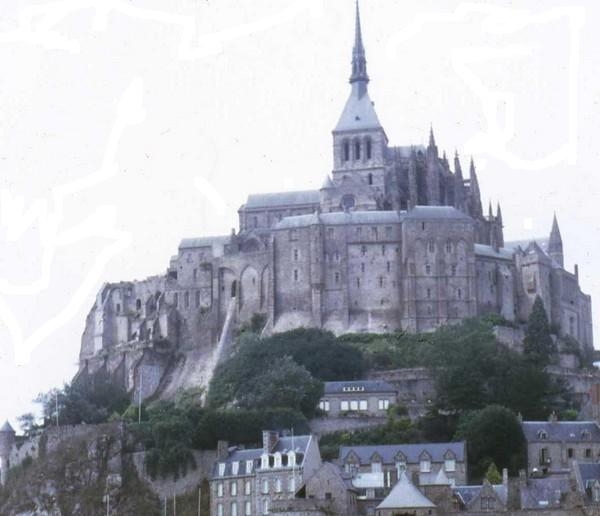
left=1, top=0, right=599, bottom=428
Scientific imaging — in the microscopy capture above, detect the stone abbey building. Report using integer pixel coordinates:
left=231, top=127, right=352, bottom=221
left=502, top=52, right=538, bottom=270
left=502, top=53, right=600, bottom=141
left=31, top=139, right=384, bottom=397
left=77, top=4, right=593, bottom=397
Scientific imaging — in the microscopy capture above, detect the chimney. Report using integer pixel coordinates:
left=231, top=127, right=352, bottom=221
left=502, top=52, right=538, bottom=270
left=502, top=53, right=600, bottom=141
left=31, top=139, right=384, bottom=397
left=502, top=468, right=509, bottom=488
left=262, top=430, right=279, bottom=454
left=518, top=469, right=527, bottom=488
left=217, top=440, right=229, bottom=460
left=575, top=264, right=579, bottom=282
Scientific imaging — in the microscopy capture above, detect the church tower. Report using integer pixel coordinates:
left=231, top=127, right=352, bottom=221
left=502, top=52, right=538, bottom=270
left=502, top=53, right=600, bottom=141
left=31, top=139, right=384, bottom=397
left=327, top=0, right=388, bottom=212
left=548, top=214, right=564, bottom=267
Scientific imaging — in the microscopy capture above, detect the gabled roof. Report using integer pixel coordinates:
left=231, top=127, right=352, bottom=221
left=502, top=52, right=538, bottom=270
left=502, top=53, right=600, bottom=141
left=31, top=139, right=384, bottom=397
left=376, top=472, right=435, bottom=509
left=474, top=244, right=514, bottom=261
left=339, top=442, right=465, bottom=464
left=453, top=484, right=508, bottom=506
left=334, top=90, right=382, bottom=133
left=521, top=421, right=600, bottom=443
left=211, top=435, right=312, bottom=479
left=520, top=476, right=570, bottom=509
left=244, top=190, right=320, bottom=210
left=179, top=235, right=231, bottom=250
left=404, top=205, right=472, bottom=221
left=274, top=210, right=403, bottom=230
left=323, top=380, right=396, bottom=395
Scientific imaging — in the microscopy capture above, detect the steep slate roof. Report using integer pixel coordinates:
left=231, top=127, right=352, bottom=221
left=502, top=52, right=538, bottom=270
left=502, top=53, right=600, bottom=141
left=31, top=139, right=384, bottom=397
left=275, top=210, right=403, bottom=230
left=376, top=473, right=435, bottom=509
left=339, top=441, right=465, bottom=464
left=244, top=190, right=320, bottom=210
left=334, top=90, right=382, bottom=132
left=0, top=421, right=14, bottom=433
left=474, top=244, right=514, bottom=261
left=578, top=463, right=600, bottom=488
left=404, top=205, right=472, bottom=221
left=211, top=435, right=312, bottom=479
left=521, top=421, right=600, bottom=442
left=453, top=484, right=508, bottom=506
left=179, top=235, right=231, bottom=250
left=323, top=380, right=396, bottom=395
left=520, top=476, right=570, bottom=509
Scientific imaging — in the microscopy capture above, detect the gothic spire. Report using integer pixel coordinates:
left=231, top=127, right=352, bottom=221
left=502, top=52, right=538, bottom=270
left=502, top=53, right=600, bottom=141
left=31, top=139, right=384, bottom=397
left=349, top=0, right=369, bottom=97
left=454, top=151, right=463, bottom=180
left=496, top=202, right=503, bottom=224
left=429, top=125, right=436, bottom=148
left=548, top=213, right=564, bottom=267
left=469, top=157, right=482, bottom=216
left=488, top=201, right=493, bottom=219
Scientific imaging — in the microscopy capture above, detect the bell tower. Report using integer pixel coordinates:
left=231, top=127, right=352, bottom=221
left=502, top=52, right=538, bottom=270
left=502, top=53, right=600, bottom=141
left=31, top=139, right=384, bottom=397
left=328, top=0, right=388, bottom=212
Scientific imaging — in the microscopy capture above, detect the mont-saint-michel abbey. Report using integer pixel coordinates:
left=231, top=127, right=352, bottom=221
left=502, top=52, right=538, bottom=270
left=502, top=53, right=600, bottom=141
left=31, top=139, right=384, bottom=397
left=77, top=3, right=593, bottom=399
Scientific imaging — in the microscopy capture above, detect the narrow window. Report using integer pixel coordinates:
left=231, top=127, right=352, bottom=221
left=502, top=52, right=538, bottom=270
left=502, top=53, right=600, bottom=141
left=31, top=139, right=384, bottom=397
left=385, top=226, right=392, bottom=238
left=231, top=481, right=237, bottom=496
left=366, top=138, right=372, bottom=159
left=334, top=272, right=340, bottom=284
left=379, top=277, right=384, bottom=288
left=356, top=226, right=362, bottom=237
left=356, top=278, right=360, bottom=288
left=293, top=248, right=299, bottom=261
left=451, top=264, right=457, bottom=276
left=184, top=291, right=190, bottom=308
left=354, top=140, right=361, bottom=160
left=371, top=227, right=378, bottom=240
left=361, top=246, right=367, bottom=257
left=328, top=227, right=334, bottom=238
left=368, top=172, right=373, bottom=185
left=446, top=240, right=453, bottom=253
left=427, top=288, right=431, bottom=299
left=193, top=268, right=197, bottom=281
left=381, top=245, right=386, bottom=255
left=116, top=303, right=121, bottom=314
left=136, top=298, right=142, bottom=311
left=428, top=239, right=435, bottom=253
left=421, top=222, right=426, bottom=230
left=173, top=293, right=178, bottom=308
left=293, top=270, right=298, bottom=282
left=231, top=502, right=238, bottom=516
left=457, top=288, right=462, bottom=300
left=425, top=264, right=431, bottom=275
left=343, top=140, right=350, bottom=162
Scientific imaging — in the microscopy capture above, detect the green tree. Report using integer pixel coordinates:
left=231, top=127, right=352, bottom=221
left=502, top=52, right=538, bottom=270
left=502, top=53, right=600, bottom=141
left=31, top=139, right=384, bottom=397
left=485, top=462, right=502, bottom=484
left=523, top=296, right=557, bottom=363
left=455, top=405, right=525, bottom=480
left=238, top=356, right=323, bottom=416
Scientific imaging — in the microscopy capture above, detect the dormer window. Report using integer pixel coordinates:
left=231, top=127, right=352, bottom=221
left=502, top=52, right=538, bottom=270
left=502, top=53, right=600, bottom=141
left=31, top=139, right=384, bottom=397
left=218, top=463, right=226, bottom=476
left=537, top=430, right=548, bottom=440
left=246, top=460, right=253, bottom=474
left=288, top=451, right=296, bottom=467
left=232, top=461, right=239, bottom=475
left=420, top=459, right=431, bottom=473
left=274, top=452, right=282, bottom=468
left=261, top=453, right=269, bottom=469
left=581, top=430, right=592, bottom=440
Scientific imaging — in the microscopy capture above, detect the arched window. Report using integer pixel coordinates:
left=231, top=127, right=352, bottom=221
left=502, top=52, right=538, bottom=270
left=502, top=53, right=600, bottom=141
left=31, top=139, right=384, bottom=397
left=354, top=140, right=361, bottom=160
left=136, top=298, right=142, bottom=311
left=366, top=138, right=372, bottom=159
left=428, top=240, right=435, bottom=253
left=446, top=239, right=453, bottom=253
left=368, top=173, right=373, bottom=185
left=343, top=140, right=350, bottom=162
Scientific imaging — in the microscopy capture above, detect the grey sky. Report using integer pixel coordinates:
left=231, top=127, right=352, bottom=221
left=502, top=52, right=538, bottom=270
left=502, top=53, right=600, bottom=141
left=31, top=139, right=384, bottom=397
left=0, top=0, right=599, bottom=427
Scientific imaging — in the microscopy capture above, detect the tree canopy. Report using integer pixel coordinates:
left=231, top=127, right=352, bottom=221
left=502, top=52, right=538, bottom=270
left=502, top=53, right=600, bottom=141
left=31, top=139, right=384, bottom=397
left=523, top=296, right=557, bottom=363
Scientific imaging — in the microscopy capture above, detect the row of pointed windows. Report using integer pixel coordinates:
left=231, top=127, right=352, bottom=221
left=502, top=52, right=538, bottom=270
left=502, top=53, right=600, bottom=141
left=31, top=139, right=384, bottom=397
left=342, top=137, right=373, bottom=162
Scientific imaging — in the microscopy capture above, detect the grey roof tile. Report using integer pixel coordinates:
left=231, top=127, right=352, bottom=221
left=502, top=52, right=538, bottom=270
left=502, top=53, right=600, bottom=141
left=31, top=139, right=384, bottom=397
left=522, top=421, right=600, bottom=442
left=244, top=190, right=320, bottom=209
left=339, top=441, right=465, bottom=464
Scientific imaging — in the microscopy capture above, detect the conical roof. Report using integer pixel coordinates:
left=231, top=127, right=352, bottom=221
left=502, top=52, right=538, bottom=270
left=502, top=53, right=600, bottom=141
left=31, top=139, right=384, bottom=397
left=376, top=472, right=436, bottom=509
left=433, top=468, right=451, bottom=485
left=0, top=421, right=15, bottom=433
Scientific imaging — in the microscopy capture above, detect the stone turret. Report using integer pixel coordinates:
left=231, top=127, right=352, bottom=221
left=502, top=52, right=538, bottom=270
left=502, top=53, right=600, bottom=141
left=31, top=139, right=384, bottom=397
left=0, top=421, right=15, bottom=486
